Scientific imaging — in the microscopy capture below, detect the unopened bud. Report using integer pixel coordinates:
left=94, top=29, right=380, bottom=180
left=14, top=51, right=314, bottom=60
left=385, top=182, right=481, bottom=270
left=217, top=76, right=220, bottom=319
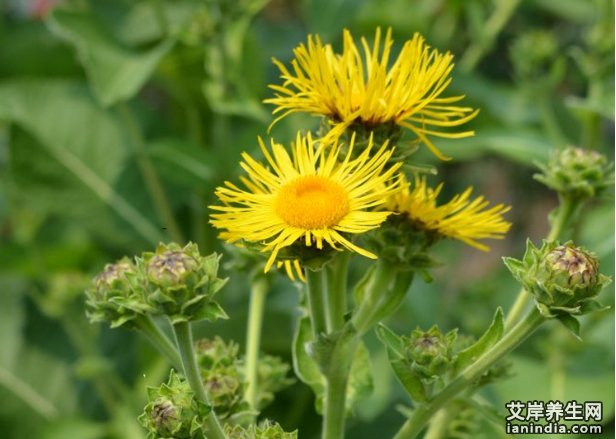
left=535, top=147, right=613, bottom=199
left=139, top=242, right=228, bottom=323
left=404, top=326, right=457, bottom=380
left=85, top=258, right=150, bottom=328
left=504, top=240, right=610, bottom=317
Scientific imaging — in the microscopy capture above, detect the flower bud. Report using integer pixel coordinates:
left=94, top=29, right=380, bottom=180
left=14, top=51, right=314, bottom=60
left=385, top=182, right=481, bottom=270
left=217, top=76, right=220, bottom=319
left=403, top=326, right=457, bottom=381
left=504, top=240, right=610, bottom=317
left=85, top=258, right=151, bottom=328
left=224, top=420, right=298, bottom=439
left=139, top=242, right=228, bottom=323
left=535, top=147, right=613, bottom=200
left=139, top=371, right=211, bottom=439
left=195, top=336, right=239, bottom=369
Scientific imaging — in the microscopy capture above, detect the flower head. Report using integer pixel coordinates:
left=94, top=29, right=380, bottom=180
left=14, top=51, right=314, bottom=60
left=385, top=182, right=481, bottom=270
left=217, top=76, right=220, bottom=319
left=265, top=28, right=478, bottom=160
left=504, top=240, right=611, bottom=317
left=210, top=133, right=401, bottom=272
left=139, top=242, right=228, bottom=324
left=388, top=177, right=511, bottom=251
left=535, top=147, right=613, bottom=200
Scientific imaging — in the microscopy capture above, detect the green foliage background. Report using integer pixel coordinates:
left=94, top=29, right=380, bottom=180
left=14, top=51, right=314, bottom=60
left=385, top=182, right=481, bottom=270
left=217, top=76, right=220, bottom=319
left=0, top=0, right=613, bottom=438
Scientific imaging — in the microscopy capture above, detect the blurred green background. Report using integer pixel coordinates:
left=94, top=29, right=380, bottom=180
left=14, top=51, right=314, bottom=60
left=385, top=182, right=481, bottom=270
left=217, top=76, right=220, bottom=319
left=0, top=0, right=613, bottom=438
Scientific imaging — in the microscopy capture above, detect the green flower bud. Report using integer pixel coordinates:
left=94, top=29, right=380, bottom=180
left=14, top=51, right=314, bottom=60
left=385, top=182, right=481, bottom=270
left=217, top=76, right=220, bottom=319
left=224, top=420, right=298, bottom=439
left=85, top=258, right=152, bottom=328
left=139, top=242, right=228, bottom=324
left=504, top=240, right=611, bottom=317
left=535, top=147, right=613, bottom=200
left=195, top=336, right=239, bottom=369
left=139, top=371, right=211, bottom=439
left=403, top=326, right=457, bottom=381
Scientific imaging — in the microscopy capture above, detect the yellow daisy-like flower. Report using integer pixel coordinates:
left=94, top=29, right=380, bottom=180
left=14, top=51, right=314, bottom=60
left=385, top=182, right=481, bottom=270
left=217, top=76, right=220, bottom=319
left=265, top=27, right=478, bottom=160
left=210, top=133, right=402, bottom=272
left=389, top=177, right=511, bottom=251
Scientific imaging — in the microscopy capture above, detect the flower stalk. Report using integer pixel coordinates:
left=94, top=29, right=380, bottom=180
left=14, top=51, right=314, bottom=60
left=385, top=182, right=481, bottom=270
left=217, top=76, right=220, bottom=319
left=135, top=315, right=182, bottom=371
left=244, top=276, right=270, bottom=411
left=173, top=321, right=227, bottom=439
left=306, top=268, right=328, bottom=339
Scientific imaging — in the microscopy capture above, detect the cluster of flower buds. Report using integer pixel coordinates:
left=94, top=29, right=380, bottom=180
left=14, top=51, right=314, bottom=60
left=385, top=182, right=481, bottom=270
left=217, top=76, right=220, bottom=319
left=535, top=147, right=613, bottom=200
left=139, top=370, right=211, bottom=439
left=85, top=243, right=228, bottom=328
left=224, top=420, right=297, bottom=439
left=403, top=326, right=458, bottom=382
left=504, top=240, right=610, bottom=318
left=194, top=337, right=249, bottom=422
left=194, top=337, right=293, bottom=421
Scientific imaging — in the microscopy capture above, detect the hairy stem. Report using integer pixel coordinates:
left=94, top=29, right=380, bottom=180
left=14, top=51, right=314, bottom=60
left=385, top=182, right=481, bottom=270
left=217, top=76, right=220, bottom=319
left=173, top=321, right=226, bottom=439
left=306, top=268, right=327, bottom=339
left=244, top=277, right=269, bottom=412
left=325, top=253, right=350, bottom=332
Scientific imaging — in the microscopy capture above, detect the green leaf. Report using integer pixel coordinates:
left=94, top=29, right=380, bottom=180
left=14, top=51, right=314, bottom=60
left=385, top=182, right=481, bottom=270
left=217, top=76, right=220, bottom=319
left=375, top=324, right=406, bottom=358
left=376, top=324, right=427, bottom=402
left=454, top=308, right=505, bottom=373
left=346, top=342, right=374, bottom=412
left=292, top=316, right=326, bottom=413
left=556, top=314, right=582, bottom=340
left=148, top=139, right=215, bottom=186
left=47, top=10, right=174, bottom=106
left=0, top=79, right=164, bottom=245
left=390, top=357, right=427, bottom=403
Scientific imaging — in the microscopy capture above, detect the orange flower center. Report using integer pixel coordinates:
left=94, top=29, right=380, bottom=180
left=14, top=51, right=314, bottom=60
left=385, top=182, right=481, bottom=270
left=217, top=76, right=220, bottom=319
left=275, top=176, right=350, bottom=229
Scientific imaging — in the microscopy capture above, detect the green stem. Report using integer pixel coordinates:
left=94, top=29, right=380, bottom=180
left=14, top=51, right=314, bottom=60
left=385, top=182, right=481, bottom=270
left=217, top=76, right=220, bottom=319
left=394, top=308, right=545, bottom=439
left=306, top=268, right=327, bottom=339
left=244, top=277, right=269, bottom=412
left=322, top=330, right=358, bottom=439
left=120, top=104, right=184, bottom=243
left=136, top=315, right=182, bottom=370
left=460, top=0, right=522, bottom=71
left=423, top=406, right=455, bottom=439
left=173, top=321, right=226, bottom=439
left=325, top=253, right=350, bottom=332
left=504, top=196, right=577, bottom=329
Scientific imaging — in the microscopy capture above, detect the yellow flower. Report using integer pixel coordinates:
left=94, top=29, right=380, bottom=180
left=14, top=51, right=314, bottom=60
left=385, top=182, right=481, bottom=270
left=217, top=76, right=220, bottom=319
left=277, top=260, right=306, bottom=282
left=265, top=28, right=478, bottom=160
left=210, top=133, right=401, bottom=272
left=389, top=177, right=511, bottom=251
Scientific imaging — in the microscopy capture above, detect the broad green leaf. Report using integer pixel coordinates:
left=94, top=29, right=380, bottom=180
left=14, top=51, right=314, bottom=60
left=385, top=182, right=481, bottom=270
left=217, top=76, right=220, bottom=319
left=47, top=10, right=174, bottom=106
left=454, top=307, right=505, bottom=373
left=0, top=80, right=164, bottom=245
left=148, top=139, right=214, bottom=186
left=347, top=342, right=374, bottom=412
left=390, top=357, right=427, bottom=403
left=292, top=316, right=326, bottom=412
left=375, top=323, right=406, bottom=358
